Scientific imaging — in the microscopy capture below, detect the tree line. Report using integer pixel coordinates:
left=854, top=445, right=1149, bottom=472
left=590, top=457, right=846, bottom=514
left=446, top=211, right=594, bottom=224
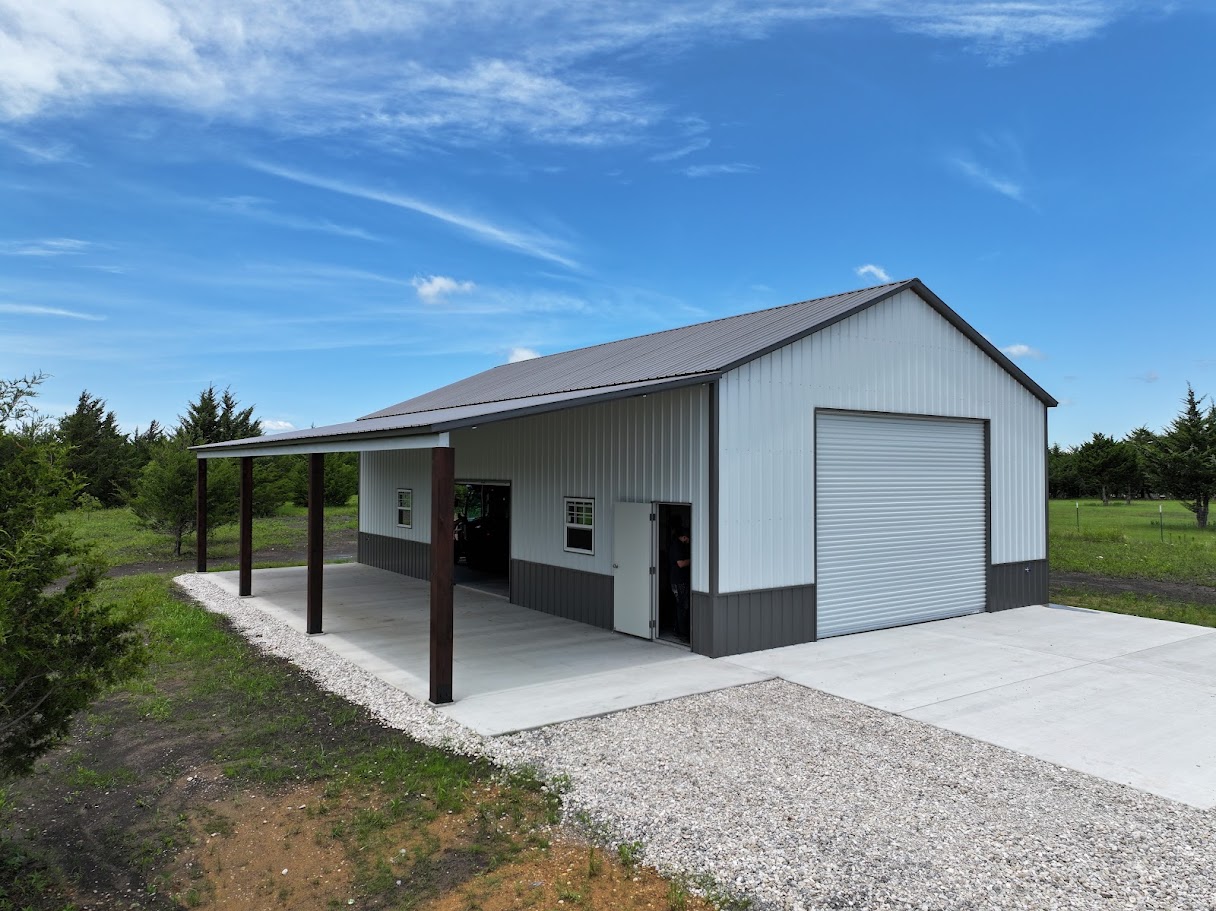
left=1050, top=385, right=1216, bottom=529
left=30, top=380, right=359, bottom=554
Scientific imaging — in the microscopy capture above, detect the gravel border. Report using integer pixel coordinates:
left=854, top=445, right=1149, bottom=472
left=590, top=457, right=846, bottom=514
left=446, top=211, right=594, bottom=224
left=176, top=574, right=1216, bottom=911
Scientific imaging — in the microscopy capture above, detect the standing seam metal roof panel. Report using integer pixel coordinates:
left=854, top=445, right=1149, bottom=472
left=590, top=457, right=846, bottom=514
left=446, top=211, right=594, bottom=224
left=361, top=282, right=910, bottom=419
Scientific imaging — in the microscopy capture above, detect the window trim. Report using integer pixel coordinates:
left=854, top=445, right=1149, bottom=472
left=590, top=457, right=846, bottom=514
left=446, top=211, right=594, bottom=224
left=563, top=496, right=595, bottom=555
left=395, top=488, right=414, bottom=529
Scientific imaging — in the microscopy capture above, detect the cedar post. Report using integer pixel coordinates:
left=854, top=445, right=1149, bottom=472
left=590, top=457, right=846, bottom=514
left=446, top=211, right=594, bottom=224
left=238, top=456, right=254, bottom=597
left=429, top=446, right=455, bottom=704
left=195, top=458, right=208, bottom=573
left=306, top=453, right=324, bottom=634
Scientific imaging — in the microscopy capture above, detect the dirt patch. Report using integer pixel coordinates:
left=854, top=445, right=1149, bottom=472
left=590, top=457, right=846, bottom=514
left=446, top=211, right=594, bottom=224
left=105, top=526, right=358, bottom=579
left=169, top=782, right=357, bottom=909
left=422, top=837, right=716, bottom=911
left=1051, top=570, right=1216, bottom=605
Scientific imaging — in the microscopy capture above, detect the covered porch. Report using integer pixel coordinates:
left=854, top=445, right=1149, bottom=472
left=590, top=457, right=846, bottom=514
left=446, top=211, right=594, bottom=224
left=198, top=563, right=768, bottom=735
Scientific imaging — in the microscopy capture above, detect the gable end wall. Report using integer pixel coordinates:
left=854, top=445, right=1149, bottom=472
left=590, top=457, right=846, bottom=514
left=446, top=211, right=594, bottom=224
left=717, top=287, right=1047, bottom=593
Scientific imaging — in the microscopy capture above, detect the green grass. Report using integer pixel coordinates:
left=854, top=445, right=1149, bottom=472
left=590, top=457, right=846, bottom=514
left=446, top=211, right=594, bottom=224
left=1049, top=499, right=1216, bottom=584
left=1, top=572, right=552, bottom=910
left=60, top=500, right=358, bottom=566
left=1053, top=587, right=1216, bottom=628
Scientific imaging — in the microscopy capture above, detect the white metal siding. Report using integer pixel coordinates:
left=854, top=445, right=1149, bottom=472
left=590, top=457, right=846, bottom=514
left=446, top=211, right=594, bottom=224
left=816, top=413, right=986, bottom=637
left=360, top=449, right=432, bottom=542
left=360, top=386, right=710, bottom=591
left=717, top=288, right=1046, bottom=593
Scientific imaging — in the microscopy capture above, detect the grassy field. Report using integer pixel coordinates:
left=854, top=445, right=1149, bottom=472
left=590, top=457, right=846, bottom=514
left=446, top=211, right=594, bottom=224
left=1048, top=498, right=1216, bottom=584
left=2, top=522, right=730, bottom=910
left=61, top=501, right=359, bottom=566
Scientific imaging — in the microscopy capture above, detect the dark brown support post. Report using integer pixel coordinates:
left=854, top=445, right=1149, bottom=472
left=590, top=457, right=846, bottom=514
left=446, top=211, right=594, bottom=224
left=306, top=453, right=324, bottom=634
left=195, top=458, right=208, bottom=573
left=238, top=456, right=254, bottom=597
left=429, top=446, right=455, bottom=704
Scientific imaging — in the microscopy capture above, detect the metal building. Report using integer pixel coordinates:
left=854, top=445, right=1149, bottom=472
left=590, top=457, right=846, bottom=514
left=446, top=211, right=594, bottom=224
left=194, top=278, right=1055, bottom=697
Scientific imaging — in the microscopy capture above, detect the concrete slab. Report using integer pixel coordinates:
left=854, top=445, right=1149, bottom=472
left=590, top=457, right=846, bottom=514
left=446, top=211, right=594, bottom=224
left=922, top=603, right=1211, bottom=662
left=203, top=564, right=770, bottom=733
left=905, top=662, right=1216, bottom=808
left=441, top=656, right=768, bottom=735
left=732, top=604, right=1216, bottom=809
left=1106, top=631, right=1216, bottom=688
left=735, top=631, right=1087, bottom=712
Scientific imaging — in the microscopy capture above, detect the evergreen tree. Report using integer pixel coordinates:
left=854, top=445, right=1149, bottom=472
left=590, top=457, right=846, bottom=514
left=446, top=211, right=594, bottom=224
left=129, top=419, right=165, bottom=471
left=57, top=390, right=133, bottom=507
left=177, top=385, right=261, bottom=445
left=1, top=375, right=145, bottom=778
left=1074, top=433, right=1139, bottom=506
left=1144, top=385, right=1216, bottom=528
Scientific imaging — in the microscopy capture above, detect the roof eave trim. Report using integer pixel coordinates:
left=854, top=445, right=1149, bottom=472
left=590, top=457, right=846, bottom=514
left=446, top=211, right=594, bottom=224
left=191, top=427, right=442, bottom=458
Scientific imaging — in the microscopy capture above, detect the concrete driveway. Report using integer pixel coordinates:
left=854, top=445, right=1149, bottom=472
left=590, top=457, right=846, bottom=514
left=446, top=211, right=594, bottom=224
left=730, top=604, right=1216, bottom=809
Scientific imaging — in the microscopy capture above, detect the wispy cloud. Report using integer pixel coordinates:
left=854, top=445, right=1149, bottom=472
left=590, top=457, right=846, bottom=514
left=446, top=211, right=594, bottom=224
left=0, top=3, right=1141, bottom=143
left=0, top=302, right=104, bottom=321
left=682, top=163, right=756, bottom=178
left=651, top=137, right=711, bottom=162
left=1134, top=370, right=1160, bottom=383
left=412, top=275, right=476, bottom=304
left=950, top=156, right=1026, bottom=203
left=508, top=346, right=541, bottom=363
left=250, top=161, right=579, bottom=269
left=208, top=196, right=381, bottom=242
left=855, top=264, right=892, bottom=284
left=1001, top=343, right=1045, bottom=360
left=0, top=238, right=93, bottom=256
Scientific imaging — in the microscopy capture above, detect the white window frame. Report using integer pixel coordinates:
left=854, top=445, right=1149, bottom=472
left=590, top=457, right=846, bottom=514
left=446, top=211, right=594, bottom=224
left=564, top=496, right=595, bottom=555
left=395, top=488, right=413, bottom=529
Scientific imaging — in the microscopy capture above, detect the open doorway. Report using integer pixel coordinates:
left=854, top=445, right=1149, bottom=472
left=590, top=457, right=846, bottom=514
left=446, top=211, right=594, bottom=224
left=454, top=481, right=511, bottom=598
left=656, top=502, right=692, bottom=645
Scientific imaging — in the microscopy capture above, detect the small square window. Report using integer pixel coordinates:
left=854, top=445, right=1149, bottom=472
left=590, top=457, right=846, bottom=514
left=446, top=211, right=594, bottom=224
left=396, top=488, right=413, bottom=528
left=564, top=497, right=594, bottom=554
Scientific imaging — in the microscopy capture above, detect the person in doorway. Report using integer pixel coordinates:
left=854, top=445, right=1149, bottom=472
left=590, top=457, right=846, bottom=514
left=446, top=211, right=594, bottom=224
left=668, top=519, right=691, bottom=640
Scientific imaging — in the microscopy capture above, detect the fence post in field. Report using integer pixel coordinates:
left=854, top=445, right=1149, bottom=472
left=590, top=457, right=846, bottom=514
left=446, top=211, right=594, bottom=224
left=1076, top=501, right=1080, bottom=531
left=1160, top=502, right=1164, bottom=543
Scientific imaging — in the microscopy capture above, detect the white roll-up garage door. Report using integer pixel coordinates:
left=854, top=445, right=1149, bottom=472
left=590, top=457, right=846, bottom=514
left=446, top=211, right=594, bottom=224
left=816, top=412, right=987, bottom=638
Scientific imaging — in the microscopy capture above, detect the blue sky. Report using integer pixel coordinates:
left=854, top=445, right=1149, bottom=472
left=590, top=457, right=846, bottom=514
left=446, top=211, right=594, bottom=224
left=1, top=1, right=1212, bottom=448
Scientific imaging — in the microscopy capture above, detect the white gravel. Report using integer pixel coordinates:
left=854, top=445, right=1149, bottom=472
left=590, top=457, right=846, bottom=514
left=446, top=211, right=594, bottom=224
left=176, top=574, right=1216, bottom=911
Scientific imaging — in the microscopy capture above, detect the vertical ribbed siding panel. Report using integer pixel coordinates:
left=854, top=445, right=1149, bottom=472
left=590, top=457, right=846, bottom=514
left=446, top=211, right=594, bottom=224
left=360, top=449, right=433, bottom=542
left=445, top=384, right=710, bottom=589
left=717, top=288, right=1046, bottom=593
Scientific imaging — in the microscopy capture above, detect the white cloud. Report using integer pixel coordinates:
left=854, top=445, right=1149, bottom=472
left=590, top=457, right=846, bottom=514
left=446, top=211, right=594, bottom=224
left=0, top=237, right=92, bottom=256
left=1134, top=370, right=1160, bottom=383
left=262, top=418, right=296, bottom=432
left=0, top=301, right=104, bottom=320
left=209, top=195, right=381, bottom=242
left=0, top=2, right=1141, bottom=143
left=1001, top=343, right=1044, bottom=360
left=950, top=155, right=1026, bottom=203
left=650, top=137, right=710, bottom=162
left=412, top=274, right=476, bottom=304
left=682, top=162, right=756, bottom=178
left=252, top=161, right=579, bottom=269
left=855, top=264, right=892, bottom=284
left=508, top=346, right=541, bottom=363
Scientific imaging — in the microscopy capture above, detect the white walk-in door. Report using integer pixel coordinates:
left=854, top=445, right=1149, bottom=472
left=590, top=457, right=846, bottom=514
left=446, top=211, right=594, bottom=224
left=816, top=412, right=987, bottom=638
left=613, top=502, right=655, bottom=639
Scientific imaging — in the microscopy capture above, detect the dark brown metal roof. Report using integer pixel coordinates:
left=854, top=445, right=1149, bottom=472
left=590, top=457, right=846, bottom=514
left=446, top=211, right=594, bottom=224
left=362, top=278, right=1055, bottom=420
left=192, top=278, right=1055, bottom=456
